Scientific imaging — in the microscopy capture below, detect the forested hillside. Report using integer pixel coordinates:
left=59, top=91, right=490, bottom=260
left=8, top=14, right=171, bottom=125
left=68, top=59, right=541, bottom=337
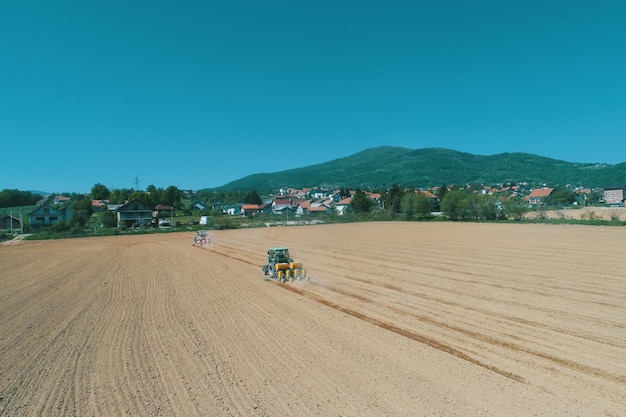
left=213, top=147, right=626, bottom=191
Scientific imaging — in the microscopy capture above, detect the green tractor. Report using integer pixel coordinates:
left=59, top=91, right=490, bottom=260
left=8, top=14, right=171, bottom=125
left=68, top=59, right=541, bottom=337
left=263, top=247, right=307, bottom=282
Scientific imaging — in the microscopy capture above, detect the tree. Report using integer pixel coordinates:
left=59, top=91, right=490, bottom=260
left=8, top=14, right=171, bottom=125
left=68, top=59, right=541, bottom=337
left=440, top=190, right=466, bottom=220
left=69, top=196, right=94, bottom=230
left=401, top=192, right=418, bottom=219
left=339, top=187, right=351, bottom=198
left=503, top=196, right=527, bottom=221
left=414, top=192, right=434, bottom=219
left=0, top=189, right=40, bottom=208
left=129, top=191, right=150, bottom=204
left=436, top=184, right=448, bottom=202
left=109, top=188, right=132, bottom=204
left=477, top=195, right=498, bottom=220
left=351, top=189, right=372, bottom=213
left=400, top=191, right=433, bottom=219
left=90, top=183, right=110, bottom=200
left=551, top=189, right=577, bottom=206
left=243, top=190, right=262, bottom=205
left=98, top=210, right=118, bottom=228
left=384, top=183, right=404, bottom=216
left=72, top=197, right=94, bottom=215
left=164, top=186, right=182, bottom=208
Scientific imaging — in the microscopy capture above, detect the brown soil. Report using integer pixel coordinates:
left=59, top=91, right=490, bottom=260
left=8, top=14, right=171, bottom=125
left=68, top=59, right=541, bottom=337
left=1, top=222, right=625, bottom=417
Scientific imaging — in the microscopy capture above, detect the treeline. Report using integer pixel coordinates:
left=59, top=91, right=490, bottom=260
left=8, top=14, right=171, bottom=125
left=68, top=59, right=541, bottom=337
left=194, top=189, right=264, bottom=206
left=350, top=184, right=549, bottom=221
left=0, top=189, right=42, bottom=208
left=91, top=183, right=183, bottom=208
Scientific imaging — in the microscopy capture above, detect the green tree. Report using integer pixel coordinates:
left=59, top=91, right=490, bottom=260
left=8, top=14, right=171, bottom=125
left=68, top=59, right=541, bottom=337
left=72, top=197, right=94, bottom=215
left=436, top=184, right=448, bottom=202
left=164, top=186, right=182, bottom=208
left=384, top=183, right=404, bottom=216
left=503, top=196, right=527, bottom=221
left=401, top=192, right=418, bottom=219
left=109, top=188, right=132, bottom=204
left=0, top=189, right=40, bottom=208
left=90, top=183, right=110, bottom=200
left=69, top=196, right=94, bottom=230
left=243, top=190, right=262, bottom=205
left=551, top=189, right=577, bottom=206
left=477, top=194, right=498, bottom=220
left=414, top=192, right=434, bottom=219
left=440, top=190, right=466, bottom=220
left=351, top=189, right=372, bottom=213
left=98, top=210, right=118, bottom=227
left=129, top=191, right=150, bottom=204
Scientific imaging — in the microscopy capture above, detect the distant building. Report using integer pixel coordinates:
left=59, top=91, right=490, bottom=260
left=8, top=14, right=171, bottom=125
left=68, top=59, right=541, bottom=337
left=0, top=215, right=21, bottom=232
left=603, top=184, right=626, bottom=205
left=116, top=200, right=153, bottom=228
left=28, top=203, right=73, bottom=232
left=527, top=188, right=554, bottom=207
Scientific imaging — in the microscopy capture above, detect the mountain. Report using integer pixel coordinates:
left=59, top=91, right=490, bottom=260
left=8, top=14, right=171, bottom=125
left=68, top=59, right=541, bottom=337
left=213, top=147, right=626, bottom=191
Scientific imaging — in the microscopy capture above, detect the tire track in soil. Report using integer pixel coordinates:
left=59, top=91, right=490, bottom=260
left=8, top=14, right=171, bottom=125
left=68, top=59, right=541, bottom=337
left=274, top=281, right=527, bottom=383
left=303, top=270, right=626, bottom=398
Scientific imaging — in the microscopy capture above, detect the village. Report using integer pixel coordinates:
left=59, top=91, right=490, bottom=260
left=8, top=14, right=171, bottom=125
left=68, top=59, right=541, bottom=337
left=2, top=182, right=626, bottom=235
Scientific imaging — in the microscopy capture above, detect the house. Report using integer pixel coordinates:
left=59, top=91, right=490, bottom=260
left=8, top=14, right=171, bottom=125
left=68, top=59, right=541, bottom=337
left=273, top=196, right=293, bottom=206
left=527, top=188, right=554, bottom=207
left=272, top=204, right=295, bottom=216
left=92, top=199, right=109, bottom=212
left=0, top=215, right=21, bottom=232
left=603, top=184, right=626, bottom=205
left=242, top=203, right=270, bottom=216
left=309, top=188, right=330, bottom=199
left=307, top=205, right=332, bottom=215
left=242, top=204, right=258, bottom=216
left=306, top=200, right=332, bottom=215
left=155, top=204, right=175, bottom=216
left=28, top=203, right=73, bottom=232
left=335, top=197, right=353, bottom=215
left=294, top=200, right=311, bottom=216
left=116, top=199, right=154, bottom=228
left=365, top=192, right=382, bottom=203
left=53, top=195, right=71, bottom=204
left=191, top=201, right=207, bottom=210
left=223, top=203, right=243, bottom=216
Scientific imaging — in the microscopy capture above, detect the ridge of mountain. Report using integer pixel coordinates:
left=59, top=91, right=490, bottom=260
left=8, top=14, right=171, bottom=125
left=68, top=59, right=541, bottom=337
left=212, top=146, right=626, bottom=191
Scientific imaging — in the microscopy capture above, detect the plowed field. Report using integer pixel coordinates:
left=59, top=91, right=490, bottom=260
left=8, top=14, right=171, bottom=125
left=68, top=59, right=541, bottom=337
left=1, top=222, right=625, bottom=416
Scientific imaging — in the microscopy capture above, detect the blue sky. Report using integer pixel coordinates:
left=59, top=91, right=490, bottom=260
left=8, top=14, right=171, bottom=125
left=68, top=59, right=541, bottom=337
left=2, top=1, right=625, bottom=193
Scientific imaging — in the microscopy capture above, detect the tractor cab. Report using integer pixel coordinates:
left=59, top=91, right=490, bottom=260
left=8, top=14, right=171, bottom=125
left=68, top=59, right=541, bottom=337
left=268, top=247, right=292, bottom=263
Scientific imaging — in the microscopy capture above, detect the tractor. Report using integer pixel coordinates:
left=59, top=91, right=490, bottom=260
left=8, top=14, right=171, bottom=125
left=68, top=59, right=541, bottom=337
left=263, top=247, right=307, bottom=282
left=193, top=230, right=212, bottom=246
